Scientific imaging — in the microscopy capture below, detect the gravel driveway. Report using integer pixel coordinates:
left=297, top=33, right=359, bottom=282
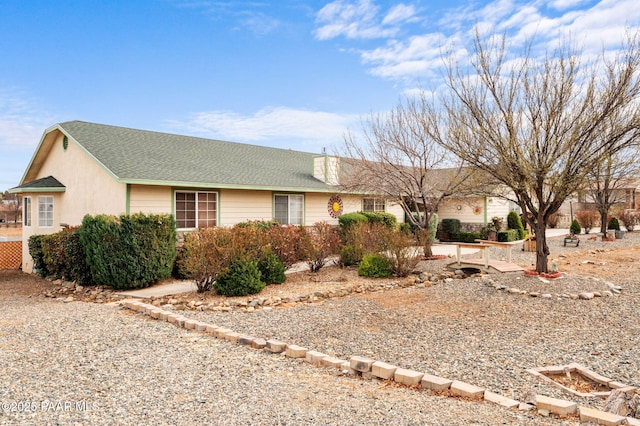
left=2, top=232, right=639, bottom=425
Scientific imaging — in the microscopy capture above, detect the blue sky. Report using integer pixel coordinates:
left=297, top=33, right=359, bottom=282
left=1, top=0, right=638, bottom=191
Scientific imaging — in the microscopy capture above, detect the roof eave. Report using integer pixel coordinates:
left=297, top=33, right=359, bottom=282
left=120, top=178, right=344, bottom=193
left=8, top=187, right=66, bottom=194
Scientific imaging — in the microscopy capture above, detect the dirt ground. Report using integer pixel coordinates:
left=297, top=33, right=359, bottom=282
left=553, top=246, right=640, bottom=282
left=0, top=226, right=22, bottom=237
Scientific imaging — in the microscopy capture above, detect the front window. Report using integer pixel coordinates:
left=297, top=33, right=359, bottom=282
left=38, top=196, right=53, bottom=227
left=175, top=191, right=217, bottom=229
left=363, top=198, right=385, bottom=212
left=23, top=197, right=31, bottom=227
left=274, top=194, right=303, bottom=225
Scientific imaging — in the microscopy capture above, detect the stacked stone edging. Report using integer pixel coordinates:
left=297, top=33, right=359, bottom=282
left=119, top=299, right=639, bottom=424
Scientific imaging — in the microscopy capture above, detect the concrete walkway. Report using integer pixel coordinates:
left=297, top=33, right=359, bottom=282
left=118, top=228, right=571, bottom=299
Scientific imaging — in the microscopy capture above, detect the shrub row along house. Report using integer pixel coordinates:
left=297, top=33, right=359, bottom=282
left=10, top=121, right=410, bottom=273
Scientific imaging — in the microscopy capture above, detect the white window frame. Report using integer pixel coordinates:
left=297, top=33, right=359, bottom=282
left=38, top=196, right=54, bottom=227
left=174, top=190, right=218, bottom=230
left=363, top=198, right=386, bottom=213
left=274, top=194, right=304, bottom=225
left=23, top=196, right=32, bottom=227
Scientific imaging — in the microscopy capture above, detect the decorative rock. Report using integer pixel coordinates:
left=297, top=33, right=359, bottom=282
left=535, top=395, right=577, bottom=417
left=265, top=339, right=286, bottom=353
left=350, top=356, right=375, bottom=373
left=214, top=327, right=232, bottom=339
left=63, top=296, right=75, bottom=303
left=579, top=292, right=595, bottom=300
left=285, top=345, right=308, bottom=358
left=579, top=406, right=626, bottom=426
left=371, top=361, right=398, bottom=380
left=519, top=403, right=536, bottom=411
left=450, top=380, right=485, bottom=399
left=484, top=391, right=519, bottom=409
left=421, top=373, right=452, bottom=392
left=251, top=338, right=267, bottom=349
left=184, top=319, right=198, bottom=330
left=305, top=350, right=328, bottom=365
left=223, top=332, right=241, bottom=342
left=394, top=368, right=424, bottom=386
left=238, top=335, right=255, bottom=346
left=320, top=357, right=344, bottom=369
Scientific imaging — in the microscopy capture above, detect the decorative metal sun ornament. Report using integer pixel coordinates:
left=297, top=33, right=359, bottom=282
left=328, top=195, right=343, bottom=218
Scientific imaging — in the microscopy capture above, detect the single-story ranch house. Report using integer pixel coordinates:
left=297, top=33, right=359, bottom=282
left=10, top=121, right=410, bottom=272
left=10, top=120, right=518, bottom=273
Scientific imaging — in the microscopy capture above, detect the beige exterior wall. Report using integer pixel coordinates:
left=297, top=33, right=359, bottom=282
left=20, top=134, right=127, bottom=272
left=219, top=189, right=272, bottom=226
left=20, top=193, right=63, bottom=273
left=37, top=134, right=127, bottom=224
left=129, top=185, right=172, bottom=214
left=438, top=196, right=511, bottom=225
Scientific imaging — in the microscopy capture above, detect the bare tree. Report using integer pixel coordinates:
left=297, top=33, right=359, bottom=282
left=584, top=118, right=640, bottom=234
left=430, top=31, right=640, bottom=272
left=1, top=191, right=21, bottom=224
left=342, top=97, right=479, bottom=257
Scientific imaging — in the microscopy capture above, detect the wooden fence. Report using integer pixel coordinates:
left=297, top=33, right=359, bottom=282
left=0, top=238, right=22, bottom=269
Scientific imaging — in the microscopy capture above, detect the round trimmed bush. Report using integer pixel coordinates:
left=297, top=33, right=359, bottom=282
left=257, top=251, right=286, bottom=285
left=214, top=259, right=265, bottom=296
left=608, top=217, right=621, bottom=231
left=358, top=254, right=392, bottom=278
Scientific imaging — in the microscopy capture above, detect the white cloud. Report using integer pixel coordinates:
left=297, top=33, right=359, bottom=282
left=0, top=90, right=53, bottom=149
left=314, top=0, right=417, bottom=40
left=323, top=0, right=640, bottom=83
left=167, top=107, right=362, bottom=150
left=382, top=4, right=417, bottom=25
left=549, top=0, right=591, bottom=11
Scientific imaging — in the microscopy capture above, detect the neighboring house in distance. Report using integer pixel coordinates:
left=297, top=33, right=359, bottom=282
left=10, top=121, right=405, bottom=273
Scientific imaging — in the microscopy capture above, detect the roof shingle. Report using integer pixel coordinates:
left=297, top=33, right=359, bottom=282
left=58, top=121, right=331, bottom=191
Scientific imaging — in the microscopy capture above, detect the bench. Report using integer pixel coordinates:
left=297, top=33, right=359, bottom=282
left=450, top=242, right=492, bottom=269
left=474, top=239, right=525, bottom=263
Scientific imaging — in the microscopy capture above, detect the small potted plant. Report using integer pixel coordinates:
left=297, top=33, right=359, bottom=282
left=608, top=216, right=625, bottom=239
left=564, top=220, right=581, bottom=246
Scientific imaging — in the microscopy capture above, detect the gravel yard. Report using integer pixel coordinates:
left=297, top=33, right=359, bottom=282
left=1, top=232, right=639, bottom=425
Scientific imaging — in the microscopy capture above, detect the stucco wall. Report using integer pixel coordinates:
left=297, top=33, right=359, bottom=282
left=37, top=133, right=127, bottom=224
left=19, top=133, right=127, bottom=272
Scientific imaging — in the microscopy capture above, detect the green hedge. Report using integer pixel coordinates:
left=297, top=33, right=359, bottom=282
left=338, top=212, right=368, bottom=228
left=507, top=211, right=526, bottom=239
left=41, top=227, right=92, bottom=284
left=358, top=253, right=392, bottom=278
left=28, top=234, right=49, bottom=278
left=214, top=259, right=265, bottom=296
left=450, top=232, right=482, bottom=243
left=441, top=218, right=461, bottom=234
left=257, top=251, right=286, bottom=285
left=79, top=213, right=177, bottom=290
left=497, top=229, right=519, bottom=242
left=360, top=212, right=397, bottom=228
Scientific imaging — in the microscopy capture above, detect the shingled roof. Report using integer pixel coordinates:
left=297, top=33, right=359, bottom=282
left=21, top=121, right=335, bottom=192
left=9, top=176, right=65, bottom=193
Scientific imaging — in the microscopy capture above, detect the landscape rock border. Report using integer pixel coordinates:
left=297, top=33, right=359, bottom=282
left=119, top=299, right=640, bottom=425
